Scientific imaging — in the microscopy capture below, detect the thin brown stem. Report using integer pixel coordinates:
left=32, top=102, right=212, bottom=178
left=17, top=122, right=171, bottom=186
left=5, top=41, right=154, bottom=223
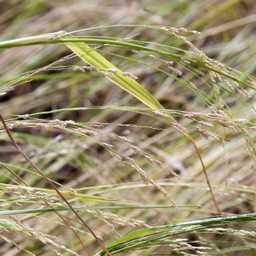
left=186, top=132, right=221, bottom=215
left=0, top=162, right=29, bottom=186
left=0, top=114, right=112, bottom=256
left=0, top=156, right=91, bottom=255
left=48, top=205, right=92, bottom=256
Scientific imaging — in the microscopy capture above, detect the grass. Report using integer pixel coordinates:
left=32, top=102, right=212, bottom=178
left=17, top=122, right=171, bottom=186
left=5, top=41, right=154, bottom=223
left=0, top=0, right=256, bottom=255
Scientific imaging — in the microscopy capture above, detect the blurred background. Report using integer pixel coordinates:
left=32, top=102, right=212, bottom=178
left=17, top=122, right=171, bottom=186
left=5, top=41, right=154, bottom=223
left=0, top=0, right=256, bottom=255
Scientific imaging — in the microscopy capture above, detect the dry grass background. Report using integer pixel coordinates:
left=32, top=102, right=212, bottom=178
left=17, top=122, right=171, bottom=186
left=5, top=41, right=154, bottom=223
left=0, top=0, right=256, bottom=255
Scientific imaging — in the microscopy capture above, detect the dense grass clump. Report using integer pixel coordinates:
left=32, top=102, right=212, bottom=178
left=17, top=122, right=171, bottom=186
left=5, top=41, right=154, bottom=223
left=0, top=1, right=256, bottom=255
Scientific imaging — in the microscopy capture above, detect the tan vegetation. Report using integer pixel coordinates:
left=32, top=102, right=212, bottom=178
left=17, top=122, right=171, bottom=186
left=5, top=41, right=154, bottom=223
left=0, top=0, right=256, bottom=255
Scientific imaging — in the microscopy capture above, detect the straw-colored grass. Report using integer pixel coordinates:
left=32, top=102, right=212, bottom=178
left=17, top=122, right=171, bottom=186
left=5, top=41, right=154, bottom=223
left=0, top=1, right=256, bottom=255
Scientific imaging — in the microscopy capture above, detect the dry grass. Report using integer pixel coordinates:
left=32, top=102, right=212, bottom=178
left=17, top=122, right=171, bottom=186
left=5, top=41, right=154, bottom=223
left=0, top=0, right=256, bottom=255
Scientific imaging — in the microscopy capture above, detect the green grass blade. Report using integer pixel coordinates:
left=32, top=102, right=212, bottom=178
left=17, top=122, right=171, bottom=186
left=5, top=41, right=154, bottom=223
left=58, top=31, right=176, bottom=122
left=102, top=213, right=256, bottom=254
left=0, top=205, right=196, bottom=216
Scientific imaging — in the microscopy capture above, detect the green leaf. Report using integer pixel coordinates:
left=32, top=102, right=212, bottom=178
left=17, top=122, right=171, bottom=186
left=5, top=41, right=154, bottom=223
left=58, top=31, right=176, bottom=123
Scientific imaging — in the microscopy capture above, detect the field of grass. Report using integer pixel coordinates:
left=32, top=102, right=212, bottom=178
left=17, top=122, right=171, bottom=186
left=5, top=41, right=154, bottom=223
left=0, top=0, right=256, bottom=255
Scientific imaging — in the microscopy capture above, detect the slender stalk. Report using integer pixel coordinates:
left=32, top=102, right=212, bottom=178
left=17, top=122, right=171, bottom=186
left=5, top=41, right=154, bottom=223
left=0, top=32, right=61, bottom=48
left=59, top=31, right=221, bottom=215
left=0, top=151, right=91, bottom=255
left=0, top=114, right=112, bottom=256
left=0, top=162, right=29, bottom=186
left=0, top=30, right=221, bottom=214
left=0, top=33, right=252, bottom=88
left=186, top=133, right=221, bottom=214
